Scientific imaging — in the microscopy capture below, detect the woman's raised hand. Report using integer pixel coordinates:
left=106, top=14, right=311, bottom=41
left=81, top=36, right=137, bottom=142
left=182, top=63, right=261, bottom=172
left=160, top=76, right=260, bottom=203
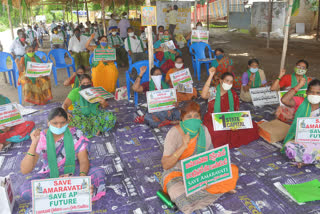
left=279, top=69, right=286, bottom=79
left=140, top=66, right=147, bottom=75
left=90, top=33, right=95, bottom=40
left=209, top=67, right=216, bottom=77
left=30, top=129, right=41, bottom=145
left=297, top=77, right=307, bottom=88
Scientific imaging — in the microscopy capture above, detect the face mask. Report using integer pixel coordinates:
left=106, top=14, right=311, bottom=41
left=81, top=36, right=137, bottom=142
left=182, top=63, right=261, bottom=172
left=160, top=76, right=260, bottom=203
left=222, top=82, right=232, bottom=91
left=94, top=27, right=97, bottom=29
left=112, top=32, right=117, bottom=35
left=151, top=75, right=162, bottom=90
left=81, top=84, right=92, bottom=90
left=216, top=55, right=224, bottom=60
left=75, top=32, right=80, bottom=37
left=163, top=35, right=169, bottom=41
left=20, top=38, right=26, bottom=42
left=175, top=63, right=183, bottom=69
left=159, top=32, right=164, bottom=35
left=196, top=26, right=202, bottom=30
left=54, top=31, right=58, bottom=34
left=307, top=95, right=320, bottom=105
left=250, top=68, right=259, bottom=73
left=49, top=123, right=68, bottom=135
left=294, top=67, right=307, bottom=75
left=100, top=42, right=107, bottom=47
left=180, top=119, right=202, bottom=137
left=128, top=32, right=134, bottom=37
left=26, top=52, right=35, bottom=58
left=58, top=29, right=61, bottom=32
left=124, top=15, right=128, bottom=19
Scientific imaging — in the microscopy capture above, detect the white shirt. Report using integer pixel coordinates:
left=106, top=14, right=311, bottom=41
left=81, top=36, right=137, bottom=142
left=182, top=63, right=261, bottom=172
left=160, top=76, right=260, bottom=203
left=26, top=29, right=38, bottom=41
left=68, top=35, right=88, bottom=53
left=108, top=19, right=118, bottom=30
left=10, top=39, right=28, bottom=57
left=36, top=28, right=42, bottom=37
left=51, top=23, right=57, bottom=30
left=141, top=32, right=157, bottom=44
left=124, top=36, right=146, bottom=53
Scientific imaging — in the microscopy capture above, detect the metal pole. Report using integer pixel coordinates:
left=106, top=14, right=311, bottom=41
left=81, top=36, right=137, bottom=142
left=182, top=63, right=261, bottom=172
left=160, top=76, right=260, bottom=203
left=7, top=0, right=14, bottom=40
left=267, top=0, right=273, bottom=48
left=280, top=0, right=293, bottom=70
left=194, top=0, right=198, bottom=26
left=145, top=0, right=154, bottom=80
left=316, top=0, right=320, bottom=41
left=207, top=0, right=209, bottom=30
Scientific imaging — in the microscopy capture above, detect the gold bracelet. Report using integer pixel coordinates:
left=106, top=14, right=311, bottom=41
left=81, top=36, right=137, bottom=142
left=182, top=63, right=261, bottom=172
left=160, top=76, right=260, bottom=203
left=173, top=153, right=179, bottom=158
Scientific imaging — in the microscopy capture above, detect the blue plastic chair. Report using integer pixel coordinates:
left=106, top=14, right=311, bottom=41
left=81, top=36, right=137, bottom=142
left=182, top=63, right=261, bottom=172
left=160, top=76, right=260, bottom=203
left=35, top=51, right=48, bottom=63
left=127, top=52, right=159, bottom=71
left=187, top=40, right=191, bottom=49
left=48, top=49, right=76, bottom=85
left=0, top=52, right=17, bottom=88
left=125, top=60, right=149, bottom=106
left=89, top=53, right=120, bottom=88
left=189, top=42, right=215, bottom=81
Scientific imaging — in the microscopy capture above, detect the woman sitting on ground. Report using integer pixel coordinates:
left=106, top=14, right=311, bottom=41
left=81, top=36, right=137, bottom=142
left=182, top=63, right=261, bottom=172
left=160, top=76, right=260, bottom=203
left=161, top=101, right=239, bottom=214
left=20, top=107, right=106, bottom=201
left=240, top=58, right=267, bottom=102
left=201, top=68, right=260, bottom=148
left=62, top=74, right=116, bottom=138
left=0, top=94, right=35, bottom=151
left=154, top=30, right=182, bottom=74
left=132, top=66, right=180, bottom=128
left=63, top=65, right=86, bottom=88
left=16, top=45, right=53, bottom=105
left=85, top=33, right=119, bottom=93
left=282, top=78, right=320, bottom=168
left=165, top=56, right=197, bottom=102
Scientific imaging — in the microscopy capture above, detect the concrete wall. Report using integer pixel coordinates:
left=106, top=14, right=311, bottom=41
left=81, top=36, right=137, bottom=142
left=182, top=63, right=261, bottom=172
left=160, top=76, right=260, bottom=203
left=251, top=2, right=286, bottom=33
left=229, top=10, right=251, bottom=30
left=290, top=0, right=316, bottom=33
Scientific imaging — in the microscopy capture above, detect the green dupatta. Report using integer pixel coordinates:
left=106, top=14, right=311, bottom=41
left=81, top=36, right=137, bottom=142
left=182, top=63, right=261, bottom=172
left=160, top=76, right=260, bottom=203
left=214, top=84, right=234, bottom=113
left=291, top=73, right=308, bottom=89
left=247, top=69, right=261, bottom=88
left=110, top=35, right=122, bottom=46
left=24, top=54, right=42, bottom=84
left=46, top=128, right=75, bottom=178
left=73, top=75, right=80, bottom=89
left=149, top=79, right=169, bottom=91
left=180, top=119, right=206, bottom=154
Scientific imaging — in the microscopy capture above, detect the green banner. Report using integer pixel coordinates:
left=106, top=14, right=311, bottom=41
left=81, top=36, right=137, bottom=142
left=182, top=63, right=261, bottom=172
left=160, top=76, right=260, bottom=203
left=93, top=48, right=116, bottom=61
left=181, top=145, right=232, bottom=196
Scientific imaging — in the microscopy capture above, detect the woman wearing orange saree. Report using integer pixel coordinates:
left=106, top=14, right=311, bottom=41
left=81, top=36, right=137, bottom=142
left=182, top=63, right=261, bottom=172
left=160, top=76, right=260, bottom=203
left=161, top=101, right=239, bottom=214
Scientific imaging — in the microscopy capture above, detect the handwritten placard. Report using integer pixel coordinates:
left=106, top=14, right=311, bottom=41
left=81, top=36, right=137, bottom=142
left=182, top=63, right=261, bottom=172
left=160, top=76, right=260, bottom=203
left=169, top=68, right=193, bottom=88
left=191, top=30, right=209, bottom=44
left=249, top=87, right=279, bottom=107
left=52, top=37, right=64, bottom=44
left=0, top=103, right=24, bottom=128
left=26, top=62, right=52, bottom=78
left=160, top=40, right=176, bottom=50
left=212, top=111, right=253, bottom=131
left=93, top=48, right=116, bottom=61
left=141, top=6, right=157, bottom=26
left=32, top=177, right=91, bottom=214
left=295, top=117, right=320, bottom=143
left=181, top=145, right=232, bottom=196
left=146, top=88, right=177, bottom=113
left=79, top=87, right=114, bottom=103
left=278, top=89, right=306, bottom=106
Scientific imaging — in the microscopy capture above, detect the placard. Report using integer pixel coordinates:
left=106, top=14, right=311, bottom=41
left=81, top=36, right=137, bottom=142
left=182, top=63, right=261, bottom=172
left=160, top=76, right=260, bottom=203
left=93, top=48, right=116, bottom=61
left=26, top=62, right=52, bottom=78
left=169, top=68, right=193, bottom=88
left=160, top=40, right=176, bottom=50
left=146, top=88, right=177, bottom=113
left=177, top=83, right=193, bottom=94
left=295, top=117, right=320, bottom=143
left=52, top=37, right=64, bottom=44
left=181, top=145, right=232, bottom=196
left=0, top=103, right=24, bottom=128
left=249, top=87, right=279, bottom=107
left=212, top=111, right=253, bottom=131
left=0, top=176, right=15, bottom=214
left=191, top=30, right=209, bottom=43
left=208, top=87, right=217, bottom=102
left=141, top=6, right=157, bottom=26
left=32, top=177, right=91, bottom=214
left=278, top=89, right=306, bottom=106
left=79, top=87, right=114, bottom=103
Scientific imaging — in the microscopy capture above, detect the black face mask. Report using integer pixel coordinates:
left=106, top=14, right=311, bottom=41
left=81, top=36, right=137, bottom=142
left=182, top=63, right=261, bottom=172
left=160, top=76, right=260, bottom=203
left=77, top=74, right=82, bottom=79
left=75, top=32, right=80, bottom=37
left=80, top=84, right=92, bottom=90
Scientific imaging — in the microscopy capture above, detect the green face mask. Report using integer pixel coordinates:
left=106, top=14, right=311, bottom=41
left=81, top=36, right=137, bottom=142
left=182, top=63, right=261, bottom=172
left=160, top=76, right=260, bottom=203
left=26, top=52, right=35, bottom=58
left=180, top=118, right=202, bottom=138
left=163, top=35, right=169, bottom=41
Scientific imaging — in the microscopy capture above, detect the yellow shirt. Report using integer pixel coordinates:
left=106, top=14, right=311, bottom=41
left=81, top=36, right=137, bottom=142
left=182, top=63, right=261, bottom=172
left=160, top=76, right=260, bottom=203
left=168, top=10, right=178, bottom=25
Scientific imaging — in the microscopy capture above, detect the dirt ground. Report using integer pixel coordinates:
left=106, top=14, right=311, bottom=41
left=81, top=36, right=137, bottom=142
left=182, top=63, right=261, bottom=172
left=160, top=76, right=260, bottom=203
left=1, top=28, right=320, bottom=106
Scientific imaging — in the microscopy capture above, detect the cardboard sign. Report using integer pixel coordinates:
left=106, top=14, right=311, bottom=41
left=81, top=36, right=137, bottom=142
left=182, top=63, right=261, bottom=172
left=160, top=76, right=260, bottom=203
left=32, top=177, right=91, bottom=214
left=177, top=83, right=193, bottom=94
left=208, top=87, right=217, bottom=102
left=212, top=111, right=253, bottom=131
left=52, top=37, right=64, bottom=44
left=146, top=88, right=177, bottom=113
left=0, top=176, right=15, bottom=214
left=93, top=48, right=116, bottom=61
left=160, top=40, right=176, bottom=51
left=169, top=68, right=193, bottom=88
left=249, top=87, right=279, bottom=107
left=278, top=89, right=306, bottom=106
left=26, top=62, right=52, bottom=78
left=79, top=87, right=114, bottom=103
left=181, top=145, right=232, bottom=196
left=141, top=6, right=157, bottom=26
left=191, top=30, right=209, bottom=43
left=0, top=103, right=24, bottom=128
left=295, top=117, right=320, bottom=143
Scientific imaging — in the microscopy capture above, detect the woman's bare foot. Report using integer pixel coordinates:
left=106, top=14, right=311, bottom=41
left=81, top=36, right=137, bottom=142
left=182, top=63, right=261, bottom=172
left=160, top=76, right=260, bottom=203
left=228, top=189, right=237, bottom=194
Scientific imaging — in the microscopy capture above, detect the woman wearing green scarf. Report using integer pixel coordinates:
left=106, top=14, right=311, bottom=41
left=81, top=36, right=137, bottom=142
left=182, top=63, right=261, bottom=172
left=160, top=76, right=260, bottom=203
left=161, top=101, right=239, bottom=214
left=201, top=67, right=260, bottom=148
left=62, top=74, right=116, bottom=138
left=16, top=46, right=53, bottom=105
left=132, top=66, right=180, bottom=128
left=240, top=59, right=267, bottom=102
left=281, top=79, right=320, bottom=168
left=20, top=107, right=107, bottom=201
left=63, top=65, right=86, bottom=89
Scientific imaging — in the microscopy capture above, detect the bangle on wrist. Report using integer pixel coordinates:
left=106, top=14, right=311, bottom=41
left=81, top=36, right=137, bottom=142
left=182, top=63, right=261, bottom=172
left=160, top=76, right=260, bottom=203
left=277, top=77, right=281, bottom=81
left=27, top=152, right=35, bottom=157
left=292, top=87, right=298, bottom=94
left=80, top=172, right=87, bottom=176
left=173, top=153, right=179, bottom=158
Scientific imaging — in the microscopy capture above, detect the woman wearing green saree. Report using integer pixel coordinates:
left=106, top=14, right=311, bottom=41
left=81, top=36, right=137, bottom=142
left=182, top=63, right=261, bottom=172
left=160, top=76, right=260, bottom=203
left=62, top=74, right=116, bottom=138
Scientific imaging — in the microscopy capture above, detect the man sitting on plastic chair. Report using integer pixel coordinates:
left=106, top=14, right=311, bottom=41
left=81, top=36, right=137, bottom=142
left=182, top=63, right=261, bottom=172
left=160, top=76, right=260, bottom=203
left=108, top=26, right=128, bottom=67
left=124, top=27, right=148, bottom=64
left=68, top=28, right=90, bottom=70
left=132, top=66, right=180, bottom=128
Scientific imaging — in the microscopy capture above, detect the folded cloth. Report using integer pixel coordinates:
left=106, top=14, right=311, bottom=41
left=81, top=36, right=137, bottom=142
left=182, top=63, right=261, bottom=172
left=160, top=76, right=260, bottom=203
left=283, top=179, right=320, bottom=203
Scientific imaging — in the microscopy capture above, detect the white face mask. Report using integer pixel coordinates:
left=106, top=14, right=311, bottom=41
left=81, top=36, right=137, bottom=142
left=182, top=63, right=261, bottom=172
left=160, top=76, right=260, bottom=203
left=222, top=82, right=233, bottom=91
left=307, top=95, right=320, bottom=105
left=112, top=32, right=117, bottom=35
left=175, top=63, right=183, bottom=69
left=196, top=26, right=202, bottom=30
left=151, top=75, right=162, bottom=90
left=128, top=32, right=134, bottom=37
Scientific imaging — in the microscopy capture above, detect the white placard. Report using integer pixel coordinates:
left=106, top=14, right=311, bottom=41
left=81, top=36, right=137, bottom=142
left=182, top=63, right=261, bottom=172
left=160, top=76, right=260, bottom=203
left=26, top=62, right=52, bottom=78
left=295, top=117, right=320, bottom=144
left=191, top=30, right=209, bottom=44
left=0, top=103, right=24, bottom=128
left=212, top=111, right=253, bottom=131
left=249, top=87, right=279, bottom=107
left=146, top=88, right=177, bottom=113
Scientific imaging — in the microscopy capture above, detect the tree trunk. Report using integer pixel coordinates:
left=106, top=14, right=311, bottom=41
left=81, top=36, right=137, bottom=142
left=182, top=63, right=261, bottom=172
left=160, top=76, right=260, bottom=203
left=85, top=0, right=89, bottom=22
left=194, top=0, right=198, bottom=26
left=280, top=0, right=293, bottom=70
left=145, top=0, right=154, bottom=79
left=101, top=0, right=106, bottom=35
left=317, top=0, right=320, bottom=41
left=19, top=0, right=23, bottom=28
left=267, top=0, right=273, bottom=48
left=7, top=0, right=14, bottom=40
left=76, top=0, right=80, bottom=24
left=71, top=0, right=73, bottom=23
